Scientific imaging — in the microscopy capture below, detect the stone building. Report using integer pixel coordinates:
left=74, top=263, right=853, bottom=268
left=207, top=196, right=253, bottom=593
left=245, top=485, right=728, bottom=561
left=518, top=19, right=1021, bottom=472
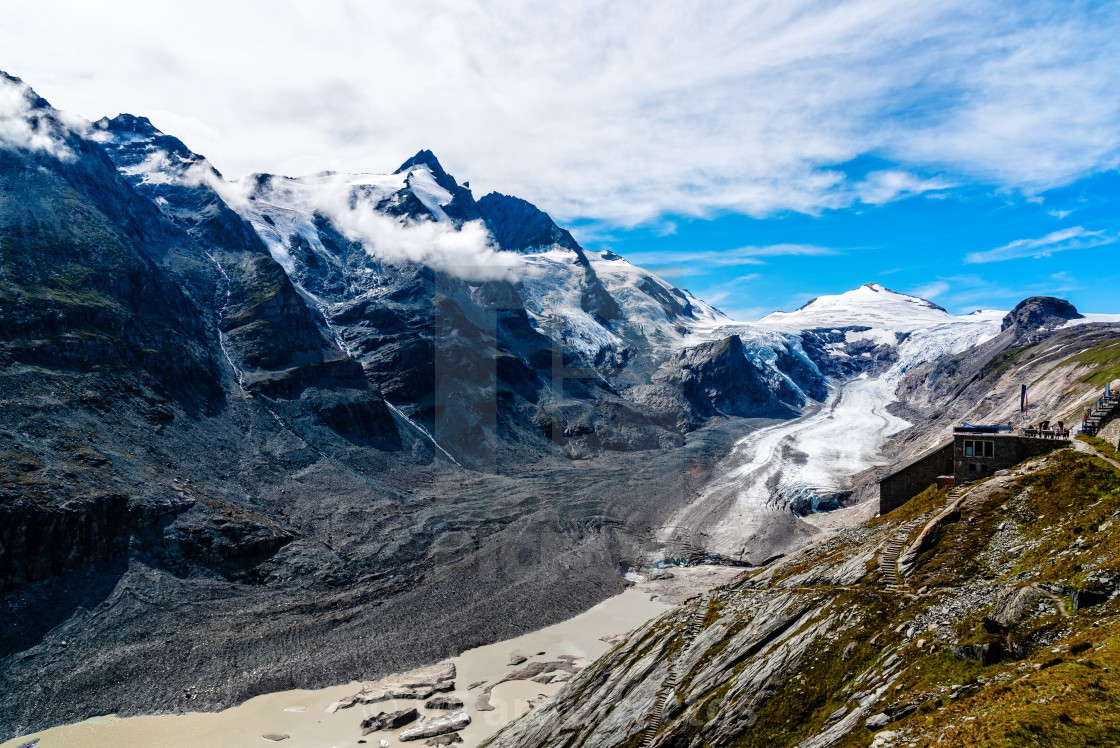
left=878, top=427, right=1069, bottom=514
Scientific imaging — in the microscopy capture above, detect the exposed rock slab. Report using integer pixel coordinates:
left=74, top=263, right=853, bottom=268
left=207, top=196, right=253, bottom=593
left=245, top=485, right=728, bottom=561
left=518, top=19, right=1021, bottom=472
left=327, top=664, right=455, bottom=713
left=398, top=711, right=470, bottom=742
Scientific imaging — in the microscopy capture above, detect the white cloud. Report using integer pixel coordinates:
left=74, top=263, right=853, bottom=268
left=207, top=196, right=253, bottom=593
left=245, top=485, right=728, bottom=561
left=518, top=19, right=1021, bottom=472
left=964, top=227, right=1118, bottom=264
left=0, top=74, right=77, bottom=161
left=225, top=172, right=522, bottom=281
left=326, top=208, right=520, bottom=283
left=855, top=170, right=953, bottom=205
left=1, top=1, right=1118, bottom=225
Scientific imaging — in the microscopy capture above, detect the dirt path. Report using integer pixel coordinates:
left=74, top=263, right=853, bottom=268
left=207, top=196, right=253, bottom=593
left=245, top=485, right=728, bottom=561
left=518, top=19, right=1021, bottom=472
left=1072, top=437, right=1120, bottom=471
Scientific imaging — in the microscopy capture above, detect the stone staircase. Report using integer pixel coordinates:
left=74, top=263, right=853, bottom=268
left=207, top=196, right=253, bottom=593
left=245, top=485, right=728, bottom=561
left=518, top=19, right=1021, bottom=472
left=639, top=592, right=711, bottom=748
left=881, top=484, right=970, bottom=588
left=879, top=519, right=922, bottom=588
left=1081, top=394, right=1119, bottom=437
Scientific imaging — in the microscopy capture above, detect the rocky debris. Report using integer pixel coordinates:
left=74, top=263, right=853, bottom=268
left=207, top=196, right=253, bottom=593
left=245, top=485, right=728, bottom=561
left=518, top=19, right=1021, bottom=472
left=398, top=711, right=470, bottom=742
left=361, top=708, right=420, bottom=735
left=327, top=664, right=455, bottom=713
left=260, top=735, right=289, bottom=742
left=508, top=653, right=527, bottom=666
left=424, top=696, right=464, bottom=710
left=424, top=734, right=463, bottom=747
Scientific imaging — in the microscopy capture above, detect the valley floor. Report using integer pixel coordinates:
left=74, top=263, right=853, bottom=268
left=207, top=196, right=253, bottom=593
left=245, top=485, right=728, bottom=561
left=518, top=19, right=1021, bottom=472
left=0, top=567, right=742, bottom=748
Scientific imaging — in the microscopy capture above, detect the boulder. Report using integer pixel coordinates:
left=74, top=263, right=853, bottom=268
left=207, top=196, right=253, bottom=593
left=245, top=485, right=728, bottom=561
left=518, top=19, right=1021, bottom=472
left=951, top=642, right=1003, bottom=665
left=399, top=711, right=471, bottom=742
left=1074, top=588, right=1110, bottom=610
left=425, top=696, right=464, bottom=710
left=327, top=664, right=456, bottom=712
left=361, top=708, right=419, bottom=735
left=981, top=586, right=1045, bottom=633
left=865, top=713, right=892, bottom=729
left=870, top=731, right=898, bottom=748
left=424, top=734, right=463, bottom=747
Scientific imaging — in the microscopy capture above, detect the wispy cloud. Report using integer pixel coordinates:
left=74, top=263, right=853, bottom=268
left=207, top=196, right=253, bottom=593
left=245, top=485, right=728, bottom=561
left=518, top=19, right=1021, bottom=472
left=965, top=226, right=1118, bottom=264
left=628, top=243, right=838, bottom=268
left=2, top=1, right=1118, bottom=225
left=909, top=281, right=951, bottom=299
left=700, top=273, right=762, bottom=308
left=855, top=170, right=954, bottom=205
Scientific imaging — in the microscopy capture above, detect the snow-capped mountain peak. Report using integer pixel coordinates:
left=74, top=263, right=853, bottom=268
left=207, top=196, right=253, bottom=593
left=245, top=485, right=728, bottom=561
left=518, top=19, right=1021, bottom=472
left=762, top=282, right=954, bottom=333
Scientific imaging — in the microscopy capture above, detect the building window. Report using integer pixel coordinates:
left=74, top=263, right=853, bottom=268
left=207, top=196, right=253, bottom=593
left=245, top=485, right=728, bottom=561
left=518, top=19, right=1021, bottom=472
left=963, top=440, right=995, bottom=458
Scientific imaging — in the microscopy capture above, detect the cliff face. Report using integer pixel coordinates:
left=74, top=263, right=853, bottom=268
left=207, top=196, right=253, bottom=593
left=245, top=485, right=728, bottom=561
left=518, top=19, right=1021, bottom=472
left=484, top=448, right=1120, bottom=748
left=651, top=335, right=820, bottom=420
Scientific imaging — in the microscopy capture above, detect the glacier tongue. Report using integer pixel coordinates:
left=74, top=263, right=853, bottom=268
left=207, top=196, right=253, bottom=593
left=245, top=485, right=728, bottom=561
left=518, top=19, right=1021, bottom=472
left=663, top=289, right=1004, bottom=563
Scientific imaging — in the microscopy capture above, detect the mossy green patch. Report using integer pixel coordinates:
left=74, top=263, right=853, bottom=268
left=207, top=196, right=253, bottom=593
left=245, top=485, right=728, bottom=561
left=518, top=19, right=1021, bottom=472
left=914, top=620, right=1120, bottom=746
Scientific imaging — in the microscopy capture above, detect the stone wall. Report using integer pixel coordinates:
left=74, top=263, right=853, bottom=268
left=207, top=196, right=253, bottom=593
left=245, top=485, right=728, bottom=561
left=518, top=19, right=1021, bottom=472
left=879, top=434, right=1070, bottom=515
left=879, top=441, right=954, bottom=515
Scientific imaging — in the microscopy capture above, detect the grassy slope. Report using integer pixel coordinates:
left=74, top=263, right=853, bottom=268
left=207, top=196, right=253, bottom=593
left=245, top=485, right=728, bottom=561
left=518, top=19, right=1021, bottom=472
left=848, top=451, right=1120, bottom=747
left=658, top=450, right=1120, bottom=748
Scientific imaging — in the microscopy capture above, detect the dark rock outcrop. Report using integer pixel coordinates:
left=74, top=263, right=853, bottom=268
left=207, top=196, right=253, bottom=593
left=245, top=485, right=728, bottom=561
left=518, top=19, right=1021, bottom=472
left=425, top=696, right=464, bottom=710
left=652, top=335, right=811, bottom=419
left=361, top=707, right=419, bottom=735
left=1001, top=296, right=1082, bottom=333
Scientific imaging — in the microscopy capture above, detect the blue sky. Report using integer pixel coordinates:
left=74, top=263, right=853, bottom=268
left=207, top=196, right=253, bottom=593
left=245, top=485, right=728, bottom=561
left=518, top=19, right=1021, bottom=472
left=1, top=1, right=1118, bottom=320
left=584, top=167, right=1120, bottom=319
